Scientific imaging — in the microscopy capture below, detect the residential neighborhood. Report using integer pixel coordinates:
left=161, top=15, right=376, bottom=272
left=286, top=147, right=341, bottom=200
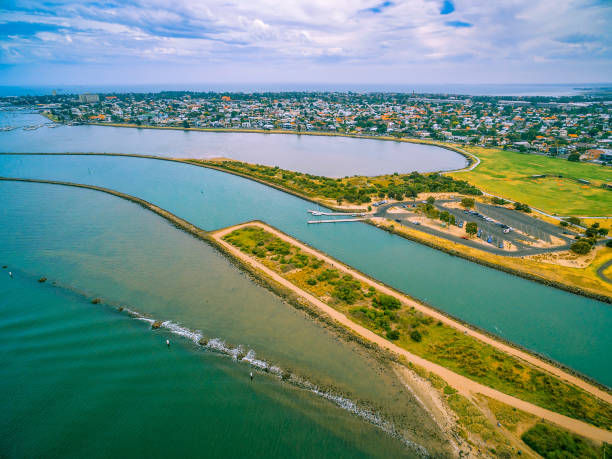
left=2, top=90, right=612, bottom=164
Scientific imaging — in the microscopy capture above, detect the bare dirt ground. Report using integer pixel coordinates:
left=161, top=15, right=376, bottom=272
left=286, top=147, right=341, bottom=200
left=527, top=245, right=601, bottom=268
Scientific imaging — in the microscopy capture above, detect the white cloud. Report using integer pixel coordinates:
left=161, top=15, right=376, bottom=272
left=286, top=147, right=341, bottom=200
left=0, top=0, right=610, bottom=83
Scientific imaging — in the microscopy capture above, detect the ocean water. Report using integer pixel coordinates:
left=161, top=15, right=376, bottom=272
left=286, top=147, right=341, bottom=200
left=0, top=181, right=451, bottom=458
left=1, top=154, right=610, bottom=387
left=0, top=274, right=418, bottom=458
left=1, top=82, right=610, bottom=96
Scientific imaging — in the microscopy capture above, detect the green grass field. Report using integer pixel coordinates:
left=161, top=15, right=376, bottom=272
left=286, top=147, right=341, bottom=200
left=452, top=146, right=612, bottom=216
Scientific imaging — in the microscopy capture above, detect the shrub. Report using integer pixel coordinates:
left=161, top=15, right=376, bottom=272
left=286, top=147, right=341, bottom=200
left=559, top=221, right=568, bottom=227
left=386, top=330, right=400, bottom=340
left=373, top=294, right=401, bottom=310
left=521, top=423, right=602, bottom=459
left=306, top=278, right=317, bottom=285
left=317, top=269, right=340, bottom=282
left=607, top=240, right=612, bottom=248
left=410, top=330, right=422, bottom=342
left=514, top=202, right=531, bottom=213
left=461, top=197, right=475, bottom=209
left=571, top=241, right=591, bottom=255
left=332, top=277, right=361, bottom=304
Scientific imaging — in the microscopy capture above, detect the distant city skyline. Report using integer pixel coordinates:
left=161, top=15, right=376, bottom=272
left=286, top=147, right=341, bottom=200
left=1, top=0, right=611, bottom=86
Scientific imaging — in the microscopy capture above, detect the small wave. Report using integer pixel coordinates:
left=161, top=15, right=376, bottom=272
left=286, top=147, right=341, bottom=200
left=123, top=309, right=430, bottom=456
left=23, top=274, right=429, bottom=456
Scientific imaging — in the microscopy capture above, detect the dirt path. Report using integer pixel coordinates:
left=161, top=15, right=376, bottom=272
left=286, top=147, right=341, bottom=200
left=213, top=221, right=612, bottom=443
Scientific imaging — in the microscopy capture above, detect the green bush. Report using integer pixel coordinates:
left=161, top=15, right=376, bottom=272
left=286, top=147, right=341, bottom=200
left=306, top=278, right=317, bottom=285
left=570, top=241, right=591, bottom=255
left=317, top=269, right=340, bottom=282
left=332, top=276, right=362, bottom=304
left=410, top=330, right=422, bottom=342
left=372, top=294, right=401, bottom=310
left=521, top=423, right=603, bottom=459
left=606, top=240, right=612, bottom=248
left=386, top=330, right=400, bottom=340
left=461, top=197, right=475, bottom=209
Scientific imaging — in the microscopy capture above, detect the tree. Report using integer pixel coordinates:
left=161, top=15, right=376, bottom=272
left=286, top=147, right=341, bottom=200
left=426, top=196, right=435, bottom=205
left=461, top=197, right=475, bottom=209
left=465, top=222, right=478, bottom=237
left=567, top=216, right=581, bottom=226
left=410, top=330, right=422, bottom=342
left=570, top=241, right=591, bottom=255
left=567, top=153, right=580, bottom=162
left=597, top=228, right=608, bottom=236
left=182, top=120, right=190, bottom=128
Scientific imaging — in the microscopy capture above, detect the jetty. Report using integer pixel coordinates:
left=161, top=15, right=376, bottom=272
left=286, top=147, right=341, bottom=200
left=307, top=218, right=366, bottom=224
left=308, top=210, right=366, bottom=217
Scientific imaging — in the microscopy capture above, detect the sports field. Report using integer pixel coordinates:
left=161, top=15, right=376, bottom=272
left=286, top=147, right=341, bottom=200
left=450, top=146, right=612, bottom=216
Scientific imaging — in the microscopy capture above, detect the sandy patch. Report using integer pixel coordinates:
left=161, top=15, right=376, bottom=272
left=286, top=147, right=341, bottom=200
left=526, top=246, right=601, bottom=268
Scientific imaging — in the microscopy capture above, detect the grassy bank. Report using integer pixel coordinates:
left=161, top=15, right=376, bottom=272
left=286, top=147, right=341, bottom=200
left=521, top=422, right=610, bottom=458
left=371, top=217, right=612, bottom=302
left=452, top=146, right=612, bottom=216
left=186, top=158, right=481, bottom=207
left=222, top=225, right=612, bottom=430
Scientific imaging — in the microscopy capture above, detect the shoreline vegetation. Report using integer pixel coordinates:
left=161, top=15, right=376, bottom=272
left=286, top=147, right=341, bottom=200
left=77, top=121, right=611, bottom=216
left=1, top=177, right=610, bottom=454
left=215, top=224, right=612, bottom=430
left=2, top=152, right=610, bottom=304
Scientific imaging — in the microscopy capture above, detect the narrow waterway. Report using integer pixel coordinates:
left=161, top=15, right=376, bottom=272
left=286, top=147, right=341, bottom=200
left=1, top=154, right=610, bottom=387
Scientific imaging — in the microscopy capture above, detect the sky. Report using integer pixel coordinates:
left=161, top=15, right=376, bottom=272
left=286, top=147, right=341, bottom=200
left=1, top=0, right=611, bottom=87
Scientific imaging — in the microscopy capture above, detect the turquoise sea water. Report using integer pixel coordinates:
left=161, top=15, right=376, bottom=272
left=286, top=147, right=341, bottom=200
left=0, top=181, right=451, bottom=458
left=0, top=274, right=416, bottom=458
left=1, top=154, right=610, bottom=387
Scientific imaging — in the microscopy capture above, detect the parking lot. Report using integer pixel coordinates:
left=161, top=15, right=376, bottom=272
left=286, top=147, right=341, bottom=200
left=374, top=199, right=576, bottom=256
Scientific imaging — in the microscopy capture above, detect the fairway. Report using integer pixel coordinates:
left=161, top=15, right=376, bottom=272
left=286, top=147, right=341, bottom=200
left=451, top=146, right=612, bottom=216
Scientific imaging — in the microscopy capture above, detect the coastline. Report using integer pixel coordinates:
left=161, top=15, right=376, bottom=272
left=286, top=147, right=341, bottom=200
left=1, top=176, right=610, bottom=444
left=2, top=151, right=609, bottom=304
left=368, top=219, right=612, bottom=304
left=213, top=221, right=612, bottom=443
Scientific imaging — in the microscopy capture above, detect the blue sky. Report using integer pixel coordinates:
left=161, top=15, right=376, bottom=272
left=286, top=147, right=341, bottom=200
left=1, top=0, right=611, bottom=86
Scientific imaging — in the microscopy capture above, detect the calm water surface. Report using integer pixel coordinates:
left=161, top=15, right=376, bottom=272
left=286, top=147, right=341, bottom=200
left=0, top=275, right=416, bottom=458
left=0, top=182, right=449, bottom=458
left=0, top=111, right=466, bottom=176
left=1, top=154, right=610, bottom=387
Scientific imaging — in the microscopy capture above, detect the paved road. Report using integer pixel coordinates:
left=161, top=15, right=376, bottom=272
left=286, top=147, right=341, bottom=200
left=596, top=258, right=612, bottom=285
left=374, top=200, right=576, bottom=257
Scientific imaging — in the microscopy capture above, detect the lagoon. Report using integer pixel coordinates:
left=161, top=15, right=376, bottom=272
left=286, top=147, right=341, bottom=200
left=0, top=111, right=466, bottom=176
